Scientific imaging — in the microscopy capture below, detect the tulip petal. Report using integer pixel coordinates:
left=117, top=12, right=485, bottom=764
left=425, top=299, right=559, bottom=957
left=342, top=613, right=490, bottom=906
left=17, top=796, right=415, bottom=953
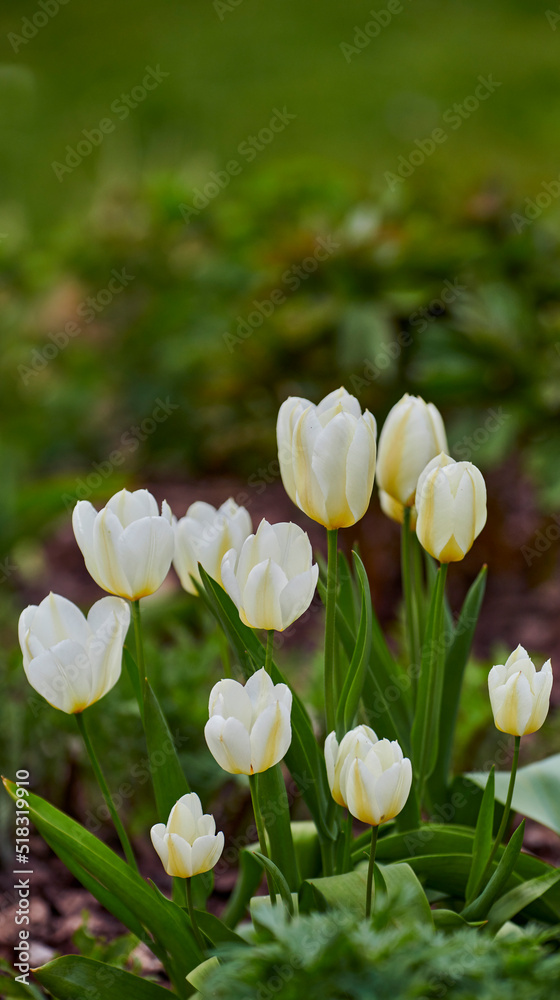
left=167, top=834, right=193, bottom=878
left=150, top=825, right=169, bottom=871
left=240, top=559, right=288, bottom=630
left=346, top=758, right=381, bottom=826
left=344, top=413, right=377, bottom=522
left=190, top=834, right=224, bottom=876
left=249, top=701, right=292, bottom=773
left=204, top=716, right=252, bottom=774
left=91, top=508, right=132, bottom=596
left=27, top=593, right=90, bottom=649
left=106, top=488, right=160, bottom=525
left=208, top=678, right=253, bottom=729
left=25, top=641, right=92, bottom=714
left=119, top=516, right=174, bottom=599
left=279, top=565, right=319, bottom=629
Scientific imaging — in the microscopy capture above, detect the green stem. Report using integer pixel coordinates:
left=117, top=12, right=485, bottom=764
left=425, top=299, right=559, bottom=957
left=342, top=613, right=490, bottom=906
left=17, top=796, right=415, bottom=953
left=365, top=825, right=379, bottom=919
left=324, top=528, right=339, bottom=733
left=131, top=599, right=146, bottom=714
left=401, top=507, right=421, bottom=682
left=414, top=561, right=448, bottom=807
left=186, top=877, right=206, bottom=952
left=341, top=810, right=353, bottom=875
left=249, top=773, right=277, bottom=904
left=411, top=532, right=426, bottom=643
left=475, top=736, right=521, bottom=894
left=265, top=630, right=274, bottom=673
left=75, top=711, right=138, bottom=871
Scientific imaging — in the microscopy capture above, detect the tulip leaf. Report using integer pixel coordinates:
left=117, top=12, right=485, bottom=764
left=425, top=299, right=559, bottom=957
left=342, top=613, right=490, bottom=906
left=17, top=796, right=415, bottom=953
left=197, top=567, right=335, bottom=841
left=429, top=565, right=487, bottom=805
left=2, top=779, right=200, bottom=995
left=462, top=820, right=526, bottom=921
left=221, top=846, right=264, bottom=928
left=122, top=644, right=143, bottom=714
left=192, top=909, right=249, bottom=947
left=33, top=956, right=172, bottom=999
left=373, top=861, right=434, bottom=927
left=337, top=550, right=359, bottom=633
left=143, top=679, right=191, bottom=818
left=253, top=851, right=295, bottom=916
left=486, top=869, right=560, bottom=932
left=335, top=553, right=372, bottom=738
left=411, top=563, right=448, bottom=799
left=432, top=908, right=485, bottom=930
left=291, top=820, right=322, bottom=879
left=465, top=765, right=495, bottom=903
left=468, top=753, right=560, bottom=837
left=256, top=766, right=300, bottom=890
left=299, top=869, right=368, bottom=915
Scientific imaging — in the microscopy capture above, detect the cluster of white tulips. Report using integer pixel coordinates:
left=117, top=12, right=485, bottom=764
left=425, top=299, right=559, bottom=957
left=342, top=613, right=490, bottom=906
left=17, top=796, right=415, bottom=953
left=16, top=386, right=554, bottom=933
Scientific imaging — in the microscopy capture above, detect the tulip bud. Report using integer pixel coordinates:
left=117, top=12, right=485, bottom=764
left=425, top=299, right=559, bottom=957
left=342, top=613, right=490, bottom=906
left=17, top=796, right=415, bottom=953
left=324, top=725, right=379, bottom=807
left=150, top=793, right=224, bottom=878
left=220, top=519, right=318, bottom=631
left=18, top=593, right=130, bottom=714
left=488, top=645, right=553, bottom=736
left=205, top=668, right=292, bottom=775
left=377, top=394, right=447, bottom=516
left=415, top=453, right=487, bottom=562
left=277, top=387, right=377, bottom=529
left=173, top=498, right=252, bottom=595
left=73, top=488, right=174, bottom=600
left=345, top=738, right=412, bottom=826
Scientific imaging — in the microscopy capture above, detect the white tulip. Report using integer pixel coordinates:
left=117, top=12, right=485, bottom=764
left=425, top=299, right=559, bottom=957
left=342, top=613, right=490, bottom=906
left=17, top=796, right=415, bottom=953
left=73, top=488, right=174, bottom=600
left=377, top=394, right=447, bottom=514
left=205, top=668, right=292, bottom=775
left=173, top=498, right=252, bottom=595
left=18, top=593, right=130, bottom=714
left=415, top=453, right=487, bottom=562
left=150, top=793, right=224, bottom=878
left=345, top=738, right=412, bottom=826
left=277, top=387, right=377, bottom=529
left=324, top=725, right=379, bottom=808
left=220, top=519, right=318, bottom=631
left=488, top=645, right=553, bottom=736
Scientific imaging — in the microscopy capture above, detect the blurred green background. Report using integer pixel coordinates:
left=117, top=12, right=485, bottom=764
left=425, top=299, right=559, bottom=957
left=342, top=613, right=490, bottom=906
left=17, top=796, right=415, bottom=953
left=2, top=0, right=560, bottom=842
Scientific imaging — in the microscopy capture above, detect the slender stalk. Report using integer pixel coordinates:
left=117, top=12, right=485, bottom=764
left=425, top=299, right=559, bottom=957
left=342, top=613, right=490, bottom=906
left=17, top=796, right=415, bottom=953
left=401, top=507, right=420, bottom=682
left=411, top=532, right=426, bottom=643
left=324, top=528, right=339, bottom=733
left=131, top=599, right=146, bottom=710
left=365, top=825, right=379, bottom=919
left=249, top=773, right=277, bottom=904
left=473, top=736, right=521, bottom=896
left=75, top=711, right=138, bottom=871
left=341, top=810, right=353, bottom=875
left=186, top=877, right=206, bottom=952
left=264, top=630, right=274, bottom=673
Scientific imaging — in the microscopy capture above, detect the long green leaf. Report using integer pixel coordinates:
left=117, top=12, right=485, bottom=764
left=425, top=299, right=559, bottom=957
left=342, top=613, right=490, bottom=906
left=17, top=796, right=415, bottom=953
left=253, top=851, right=295, bottom=915
left=411, top=564, right=447, bottom=796
left=469, top=753, right=560, bottom=837
left=335, top=553, right=372, bottom=737
left=198, top=568, right=335, bottom=840
left=221, top=847, right=264, bottom=928
left=465, top=765, right=495, bottom=902
left=34, top=956, right=171, bottom=999
left=143, top=679, right=191, bottom=819
left=429, top=566, right=487, bottom=804
left=257, top=765, right=300, bottom=890
left=487, top=869, right=560, bottom=932
left=462, top=821, right=525, bottom=921
left=3, top=779, right=200, bottom=994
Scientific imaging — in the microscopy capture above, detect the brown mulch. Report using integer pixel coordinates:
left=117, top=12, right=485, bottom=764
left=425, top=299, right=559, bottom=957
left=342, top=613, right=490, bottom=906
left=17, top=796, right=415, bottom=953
left=2, top=457, right=560, bottom=976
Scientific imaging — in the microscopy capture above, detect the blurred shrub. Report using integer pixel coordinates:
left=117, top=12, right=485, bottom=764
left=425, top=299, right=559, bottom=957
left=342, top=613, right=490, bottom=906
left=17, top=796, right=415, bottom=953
left=3, top=163, right=560, bottom=555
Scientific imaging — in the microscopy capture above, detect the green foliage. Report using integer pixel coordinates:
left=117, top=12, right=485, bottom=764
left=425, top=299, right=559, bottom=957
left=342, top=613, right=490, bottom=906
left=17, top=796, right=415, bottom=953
left=202, top=908, right=560, bottom=1000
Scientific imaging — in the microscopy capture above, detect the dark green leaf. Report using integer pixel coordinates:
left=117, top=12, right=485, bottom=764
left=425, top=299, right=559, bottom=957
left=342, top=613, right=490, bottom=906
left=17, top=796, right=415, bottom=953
left=487, top=869, right=560, bottom=932
left=34, top=956, right=171, bottom=999
left=462, top=821, right=526, bottom=921
left=253, top=852, right=295, bottom=915
left=256, top=766, right=300, bottom=890
left=335, top=553, right=372, bottom=737
left=465, top=765, right=495, bottom=902
left=411, top=564, right=447, bottom=795
left=469, top=753, right=560, bottom=837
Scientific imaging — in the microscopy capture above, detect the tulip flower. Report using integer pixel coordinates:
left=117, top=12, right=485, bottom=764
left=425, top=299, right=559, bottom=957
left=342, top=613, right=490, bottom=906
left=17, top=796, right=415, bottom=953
left=343, top=738, right=412, bottom=827
left=377, top=394, right=447, bottom=518
left=277, top=387, right=377, bottom=529
left=488, top=645, right=552, bottom=736
left=205, top=668, right=292, bottom=775
left=18, top=593, right=130, bottom=714
left=73, top=488, right=174, bottom=600
left=415, top=453, right=487, bottom=562
left=324, top=725, right=379, bottom=808
left=173, top=498, right=252, bottom=595
left=150, top=793, right=224, bottom=879
left=220, top=519, right=318, bottom=631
